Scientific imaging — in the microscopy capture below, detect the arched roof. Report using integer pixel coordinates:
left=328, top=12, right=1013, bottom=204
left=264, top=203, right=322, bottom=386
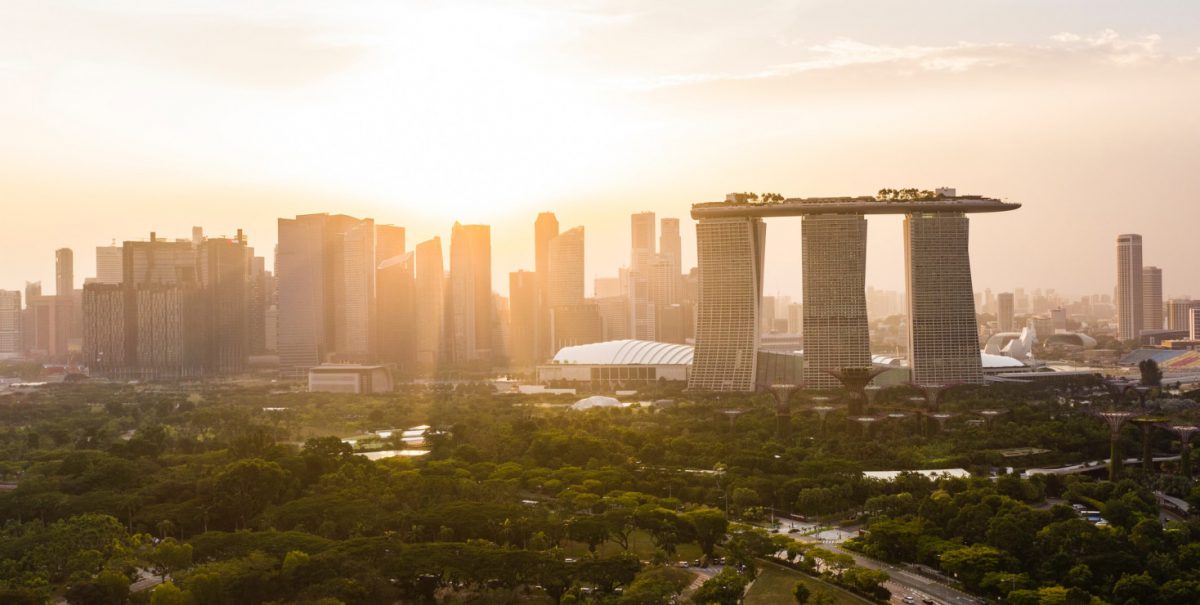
left=552, top=340, right=694, bottom=365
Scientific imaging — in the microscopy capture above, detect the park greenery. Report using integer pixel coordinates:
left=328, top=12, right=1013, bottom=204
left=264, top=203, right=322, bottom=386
left=0, top=373, right=1197, bottom=604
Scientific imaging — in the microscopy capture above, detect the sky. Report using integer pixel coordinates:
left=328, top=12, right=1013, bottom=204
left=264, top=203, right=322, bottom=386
left=3, top=0, right=1199, bottom=300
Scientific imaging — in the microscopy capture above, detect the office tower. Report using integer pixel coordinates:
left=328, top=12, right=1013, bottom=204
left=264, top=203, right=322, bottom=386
left=534, top=212, right=559, bottom=362
left=1167, top=300, right=1200, bottom=332
left=548, top=227, right=585, bottom=308
left=1191, top=309, right=1200, bottom=341
left=22, top=282, right=41, bottom=356
left=276, top=214, right=374, bottom=373
left=508, top=271, right=537, bottom=368
left=1116, top=234, right=1144, bottom=341
left=997, top=292, right=1015, bottom=332
left=1014, top=288, right=1029, bottom=315
left=414, top=237, right=444, bottom=372
left=656, top=303, right=687, bottom=344
left=630, top=212, right=656, bottom=274
left=659, top=218, right=682, bottom=277
left=24, top=293, right=59, bottom=359
left=135, top=282, right=203, bottom=377
left=904, top=213, right=983, bottom=385
left=54, top=248, right=80, bottom=356
left=1142, top=266, right=1163, bottom=332
left=247, top=256, right=270, bottom=355
left=0, top=290, right=19, bottom=360
left=761, top=295, right=777, bottom=335
left=802, top=214, right=870, bottom=388
left=336, top=220, right=375, bottom=358
left=492, top=294, right=510, bottom=365
left=95, top=245, right=124, bottom=285
left=658, top=217, right=682, bottom=308
left=983, top=289, right=995, bottom=315
left=1050, top=307, right=1068, bottom=333
left=597, top=296, right=629, bottom=341
left=197, top=233, right=251, bottom=374
left=628, top=212, right=657, bottom=340
left=277, top=215, right=330, bottom=372
left=688, top=216, right=766, bottom=392
left=448, top=223, right=492, bottom=364
left=787, top=303, right=803, bottom=335
left=376, top=225, right=415, bottom=372
left=82, top=284, right=124, bottom=373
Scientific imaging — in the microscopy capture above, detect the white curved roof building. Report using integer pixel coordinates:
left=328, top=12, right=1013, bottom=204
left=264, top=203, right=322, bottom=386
left=539, top=340, right=693, bottom=384
left=552, top=340, right=694, bottom=366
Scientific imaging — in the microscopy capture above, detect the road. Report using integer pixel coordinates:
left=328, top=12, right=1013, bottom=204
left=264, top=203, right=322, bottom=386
left=763, top=518, right=980, bottom=605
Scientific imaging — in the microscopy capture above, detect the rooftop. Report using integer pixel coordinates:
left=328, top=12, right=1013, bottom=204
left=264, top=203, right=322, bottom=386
left=691, top=194, right=1019, bottom=219
left=551, top=340, right=694, bottom=366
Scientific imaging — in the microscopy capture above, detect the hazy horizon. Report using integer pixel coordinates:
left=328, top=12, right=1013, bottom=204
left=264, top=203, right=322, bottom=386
left=5, top=0, right=1199, bottom=300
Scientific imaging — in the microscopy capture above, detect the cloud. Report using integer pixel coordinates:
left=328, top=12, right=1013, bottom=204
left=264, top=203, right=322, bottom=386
left=620, top=29, right=1187, bottom=90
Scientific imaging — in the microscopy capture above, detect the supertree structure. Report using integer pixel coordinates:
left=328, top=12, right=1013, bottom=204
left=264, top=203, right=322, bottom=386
left=826, top=367, right=888, bottom=416
left=1168, top=425, right=1199, bottom=479
left=1097, top=410, right=1136, bottom=481
left=768, top=383, right=800, bottom=440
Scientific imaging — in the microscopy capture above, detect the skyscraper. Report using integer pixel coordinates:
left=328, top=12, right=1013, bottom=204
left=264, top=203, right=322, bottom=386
left=1142, top=266, right=1163, bottom=332
left=82, top=284, right=124, bottom=374
left=688, top=216, right=766, bottom=392
left=197, top=233, right=251, bottom=374
left=508, top=271, right=537, bottom=369
left=630, top=212, right=656, bottom=274
left=448, top=223, right=492, bottom=364
left=802, top=214, right=870, bottom=388
left=54, top=247, right=80, bottom=356
left=904, top=213, right=983, bottom=385
left=376, top=225, right=415, bottom=372
left=0, top=290, right=20, bottom=360
left=1116, top=234, right=1144, bottom=341
left=414, top=237, right=445, bottom=373
left=997, top=292, right=1015, bottom=332
left=276, top=213, right=375, bottom=373
left=56, top=248, right=74, bottom=296
left=548, top=227, right=585, bottom=308
left=628, top=212, right=657, bottom=340
left=534, top=212, right=559, bottom=362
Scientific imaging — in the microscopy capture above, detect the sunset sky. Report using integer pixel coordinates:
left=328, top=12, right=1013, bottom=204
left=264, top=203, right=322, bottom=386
left=3, top=1, right=1199, bottom=301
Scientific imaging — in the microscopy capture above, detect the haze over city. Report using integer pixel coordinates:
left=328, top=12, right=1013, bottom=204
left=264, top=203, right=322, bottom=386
left=4, top=0, right=1200, bottom=298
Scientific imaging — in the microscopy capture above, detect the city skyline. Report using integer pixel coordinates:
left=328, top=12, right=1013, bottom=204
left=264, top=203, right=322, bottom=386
left=4, top=2, right=1200, bottom=298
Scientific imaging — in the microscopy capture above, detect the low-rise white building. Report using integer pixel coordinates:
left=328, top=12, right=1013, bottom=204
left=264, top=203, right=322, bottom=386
left=537, top=340, right=692, bottom=385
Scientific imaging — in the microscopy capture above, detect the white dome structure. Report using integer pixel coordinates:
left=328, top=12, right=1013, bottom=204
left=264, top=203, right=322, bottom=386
left=552, top=340, right=694, bottom=365
left=571, top=395, right=623, bottom=410
left=538, top=340, right=694, bottom=385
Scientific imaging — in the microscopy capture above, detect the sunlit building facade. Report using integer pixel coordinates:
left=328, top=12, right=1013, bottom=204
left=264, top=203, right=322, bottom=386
left=802, top=214, right=870, bottom=388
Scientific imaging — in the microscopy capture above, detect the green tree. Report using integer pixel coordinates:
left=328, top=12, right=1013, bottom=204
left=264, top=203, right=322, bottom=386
left=64, top=570, right=129, bottom=605
left=211, top=458, right=290, bottom=529
left=792, top=582, right=811, bottom=604
left=690, top=568, right=747, bottom=605
left=150, top=581, right=191, bottom=605
left=940, top=545, right=1007, bottom=592
left=684, top=507, right=728, bottom=558
left=149, top=538, right=193, bottom=581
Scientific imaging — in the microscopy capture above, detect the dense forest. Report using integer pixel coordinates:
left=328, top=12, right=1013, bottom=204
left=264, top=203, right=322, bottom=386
left=0, top=377, right=1197, bottom=604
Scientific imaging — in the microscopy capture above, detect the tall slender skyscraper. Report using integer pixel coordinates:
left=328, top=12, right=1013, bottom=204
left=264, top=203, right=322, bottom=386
left=802, top=214, right=870, bottom=388
left=997, top=292, right=1015, bottom=332
left=1142, top=266, right=1163, bottom=332
left=629, top=212, right=657, bottom=340
left=904, top=213, right=983, bottom=385
left=55, top=248, right=74, bottom=296
left=448, top=223, right=492, bottom=364
left=548, top=226, right=585, bottom=308
left=688, top=216, right=766, bottom=392
left=376, top=225, right=415, bottom=372
left=1116, top=234, right=1144, bottom=341
left=534, top=212, right=559, bottom=362
left=335, top=220, right=375, bottom=358
left=508, top=271, right=537, bottom=369
left=414, top=237, right=445, bottom=373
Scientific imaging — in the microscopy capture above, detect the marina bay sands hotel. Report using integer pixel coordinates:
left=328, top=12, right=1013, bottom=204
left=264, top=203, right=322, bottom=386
left=687, top=191, right=1020, bottom=392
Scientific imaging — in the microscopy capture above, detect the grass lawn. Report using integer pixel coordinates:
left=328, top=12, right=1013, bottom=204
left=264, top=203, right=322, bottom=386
left=744, top=564, right=872, bottom=605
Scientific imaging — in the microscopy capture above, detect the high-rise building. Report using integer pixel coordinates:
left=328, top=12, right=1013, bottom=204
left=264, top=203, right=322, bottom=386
left=247, top=256, right=270, bottom=355
left=1142, top=266, right=1163, bottom=332
left=594, top=277, right=621, bottom=299
left=548, top=227, right=585, bottom=308
left=904, top=213, right=983, bottom=385
left=55, top=248, right=74, bottom=297
left=1116, top=234, right=1144, bottom=341
left=1191, top=309, right=1200, bottom=342
left=688, top=216, right=766, bottom=392
left=551, top=303, right=603, bottom=351
left=629, top=212, right=657, bottom=340
left=197, top=234, right=251, bottom=374
left=95, top=245, right=124, bottom=285
left=276, top=214, right=375, bottom=373
left=0, top=290, right=20, bottom=360
left=448, top=223, right=492, bottom=365
left=787, top=303, right=803, bottom=335
left=997, top=292, right=1015, bottom=332
left=1167, top=300, right=1200, bottom=332
left=508, top=271, right=537, bottom=369
left=630, top=212, right=656, bottom=274
left=376, top=225, right=415, bottom=372
left=534, top=212, right=559, bottom=362
left=414, top=237, right=445, bottom=373
left=659, top=218, right=682, bottom=276
left=802, top=214, right=870, bottom=388
left=82, top=284, right=124, bottom=373
left=53, top=248, right=80, bottom=356
left=761, top=295, right=777, bottom=335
